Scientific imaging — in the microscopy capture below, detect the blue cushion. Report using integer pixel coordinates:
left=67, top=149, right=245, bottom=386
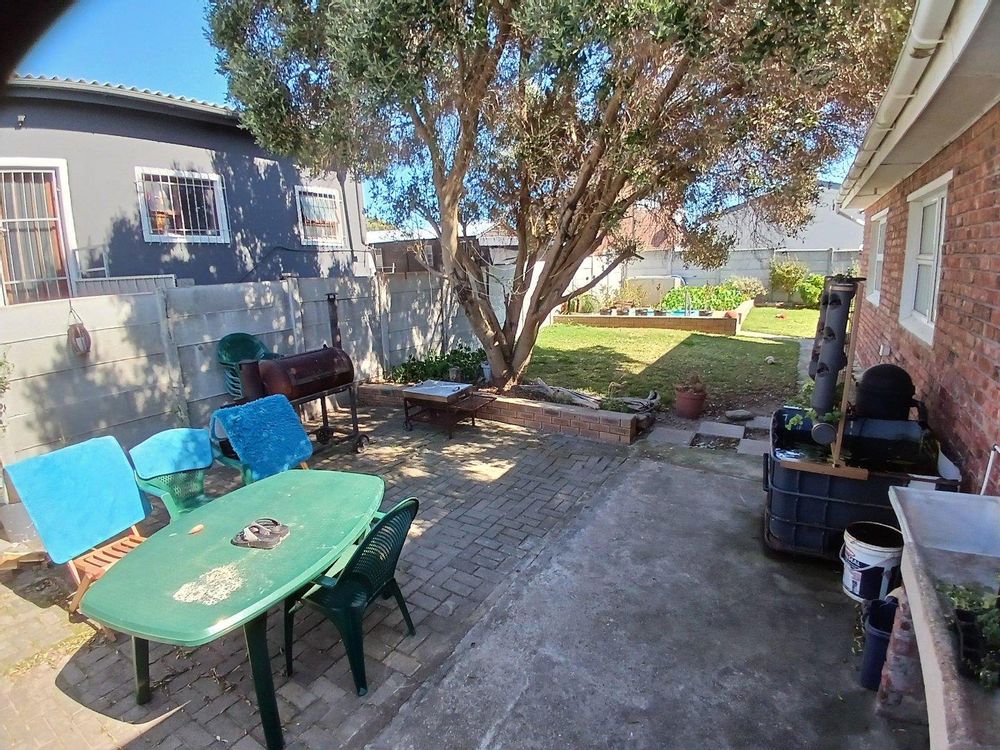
left=130, top=428, right=213, bottom=480
left=4, top=436, right=146, bottom=564
left=210, top=395, right=313, bottom=482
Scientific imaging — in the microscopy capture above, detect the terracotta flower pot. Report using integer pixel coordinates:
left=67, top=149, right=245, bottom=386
left=674, top=389, right=707, bottom=419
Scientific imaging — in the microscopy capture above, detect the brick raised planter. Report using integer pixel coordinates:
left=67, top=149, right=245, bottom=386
left=554, top=298, right=755, bottom=335
left=358, top=383, right=637, bottom=444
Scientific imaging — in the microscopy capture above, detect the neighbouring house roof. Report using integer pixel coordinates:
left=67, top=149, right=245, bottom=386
left=5, top=74, right=240, bottom=127
left=840, top=0, right=1000, bottom=209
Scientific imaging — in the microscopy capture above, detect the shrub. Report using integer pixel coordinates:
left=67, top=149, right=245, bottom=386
left=389, top=344, right=487, bottom=383
left=574, top=293, right=599, bottom=313
left=726, top=276, right=766, bottom=300
left=613, top=279, right=646, bottom=306
left=769, top=259, right=809, bottom=296
left=796, top=273, right=825, bottom=308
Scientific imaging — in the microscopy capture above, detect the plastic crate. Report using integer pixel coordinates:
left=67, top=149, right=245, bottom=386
left=763, top=407, right=961, bottom=559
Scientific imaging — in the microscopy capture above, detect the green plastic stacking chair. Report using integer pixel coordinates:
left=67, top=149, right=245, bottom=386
left=283, top=498, right=419, bottom=695
left=216, top=333, right=280, bottom=400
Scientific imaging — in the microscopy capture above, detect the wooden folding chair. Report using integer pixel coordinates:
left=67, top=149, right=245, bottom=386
left=4, top=436, right=148, bottom=613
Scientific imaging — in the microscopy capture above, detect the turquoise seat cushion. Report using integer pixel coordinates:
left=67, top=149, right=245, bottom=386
left=210, top=395, right=313, bottom=482
left=130, top=428, right=213, bottom=480
left=4, top=436, right=146, bottom=564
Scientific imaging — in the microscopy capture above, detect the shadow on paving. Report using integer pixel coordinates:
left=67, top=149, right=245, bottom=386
left=1, top=409, right=629, bottom=750
left=370, top=457, right=929, bottom=750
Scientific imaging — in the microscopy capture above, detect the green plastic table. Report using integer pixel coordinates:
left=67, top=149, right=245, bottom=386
left=80, top=469, right=384, bottom=750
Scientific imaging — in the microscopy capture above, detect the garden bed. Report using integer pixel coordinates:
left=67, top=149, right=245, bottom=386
left=359, top=383, right=638, bottom=444
left=553, top=298, right=755, bottom=334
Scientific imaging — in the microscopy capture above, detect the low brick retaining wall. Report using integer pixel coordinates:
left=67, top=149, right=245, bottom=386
left=359, top=383, right=638, bottom=444
left=554, top=298, right=755, bottom=335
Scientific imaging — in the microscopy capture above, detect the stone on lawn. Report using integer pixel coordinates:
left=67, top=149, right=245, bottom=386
left=725, top=409, right=754, bottom=421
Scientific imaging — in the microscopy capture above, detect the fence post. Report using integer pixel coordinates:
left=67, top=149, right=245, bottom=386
left=156, top=288, right=191, bottom=427
left=374, top=273, right=392, bottom=377
left=285, top=278, right=306, bottom=353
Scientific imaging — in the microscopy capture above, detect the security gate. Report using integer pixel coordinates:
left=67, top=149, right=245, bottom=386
left=0, top=168, right=71, bottom=305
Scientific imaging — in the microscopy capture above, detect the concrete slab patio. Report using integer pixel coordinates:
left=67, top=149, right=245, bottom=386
left=372, top=457, right=927, bottom=750
left=0, top=407, right=928, bottom=749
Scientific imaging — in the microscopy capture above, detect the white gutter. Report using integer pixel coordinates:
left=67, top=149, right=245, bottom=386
left=840, top=0, right=957, bottom=204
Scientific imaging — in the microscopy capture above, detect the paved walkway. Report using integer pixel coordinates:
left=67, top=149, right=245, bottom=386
left=0, top=409, right=627, bottom=749
left=0, top=406, right=927, bottom=749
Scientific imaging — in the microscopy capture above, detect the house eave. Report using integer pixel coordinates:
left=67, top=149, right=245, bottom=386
left=4, top=76, right=240, bottom=128
left=840, top=0, right=1000, bottom=210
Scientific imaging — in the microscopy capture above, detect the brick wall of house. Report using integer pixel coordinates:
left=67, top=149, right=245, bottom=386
left=855, top=101, right=1000, bottom=493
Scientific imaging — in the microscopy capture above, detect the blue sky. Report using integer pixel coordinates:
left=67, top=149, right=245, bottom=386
left=17, top=0, right=852, bottom=211
left=19, top=0, right=229, bottom=105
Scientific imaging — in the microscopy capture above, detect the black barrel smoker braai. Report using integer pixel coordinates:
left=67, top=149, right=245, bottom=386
left=854, top=364, right=926, bottom=422
left=238, top=294, right=369, bottom=453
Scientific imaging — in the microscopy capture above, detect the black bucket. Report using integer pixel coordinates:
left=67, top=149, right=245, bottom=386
left=859, top=597, right=898, bottom=690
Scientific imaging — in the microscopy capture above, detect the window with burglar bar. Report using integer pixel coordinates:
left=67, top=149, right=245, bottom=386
left=295, top=186, right=344, bottom=245
left=0, top=168, right=71, bottom=305
left=136, top=168, right=230, bottom=243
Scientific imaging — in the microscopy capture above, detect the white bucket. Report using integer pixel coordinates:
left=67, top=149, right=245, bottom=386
left=840, top=522, right=903, bottom=602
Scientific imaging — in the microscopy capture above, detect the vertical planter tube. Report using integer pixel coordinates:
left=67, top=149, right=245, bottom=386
left=810, top=279, right=857, bottom=418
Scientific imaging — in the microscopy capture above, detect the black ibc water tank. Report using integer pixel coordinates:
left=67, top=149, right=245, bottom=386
left=854, top=364, right=916, bottom=420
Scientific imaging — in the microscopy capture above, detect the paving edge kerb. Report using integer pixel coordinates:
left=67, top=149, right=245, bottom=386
left=358, top=383, right=638, bottom=445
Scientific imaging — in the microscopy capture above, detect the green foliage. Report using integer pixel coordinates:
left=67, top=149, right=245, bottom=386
left=573, top=294, right=599, bottom=313
left=600, top=397, right=632, bottom=413
left=658, top=281, right=753, bottom=311
left=389, top=345, right=487, bottom=383
left=769, top=260, right=810, bottom=296
left=209, top=0, right=912, bottom=383
left=940, top=579, right=1000, bottom=690
left=727, top=276, right=766, bottom=300
left=796, top=273, right=826, bottom=308
left=613, top=279, right=646, bottom=306
left=785, top=379, right=843, bottom=427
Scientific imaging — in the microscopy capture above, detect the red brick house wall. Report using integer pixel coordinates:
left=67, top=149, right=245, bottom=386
left=855, top=101, right=1000, bottom=493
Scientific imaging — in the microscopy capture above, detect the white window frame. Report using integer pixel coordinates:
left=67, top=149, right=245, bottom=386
left=135, top=167, right=231, bottom=244
left=899, top=171, right=952, bottom=345
left=867, top=208, right=888, bottom=306
left=0, top=157, right=81, bottom=305
left=295, top=185, right=345, bottom=247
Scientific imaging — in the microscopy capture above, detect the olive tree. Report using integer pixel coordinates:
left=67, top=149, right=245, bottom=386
left=209, top=0, right=908, bottom=387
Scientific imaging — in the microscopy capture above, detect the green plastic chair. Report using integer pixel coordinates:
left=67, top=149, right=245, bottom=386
left=283, top=498, right=419, bottom=695
left=135, top=470, right=212, bottom=520
left=216, top=333, right=280, bottom=399
left=130, top=428, right=215, bottom=520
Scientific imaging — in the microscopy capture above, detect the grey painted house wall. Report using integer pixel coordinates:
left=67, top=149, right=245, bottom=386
left=0, top=78, right=371, bottom=288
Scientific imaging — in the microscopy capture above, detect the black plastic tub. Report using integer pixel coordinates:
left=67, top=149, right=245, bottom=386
left=763, top=407, right=961, bottom=559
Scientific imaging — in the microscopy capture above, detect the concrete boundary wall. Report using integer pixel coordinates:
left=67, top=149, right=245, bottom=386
left=0, top=273, right=478, bottom=480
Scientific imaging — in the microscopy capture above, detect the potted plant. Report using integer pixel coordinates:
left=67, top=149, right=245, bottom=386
left=674, top=372, right=708, bottom=419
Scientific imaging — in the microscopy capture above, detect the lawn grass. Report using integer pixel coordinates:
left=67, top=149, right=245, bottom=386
left=525, top=323, right=800, bottom=411
left=742, top=306, right=820, bottom=338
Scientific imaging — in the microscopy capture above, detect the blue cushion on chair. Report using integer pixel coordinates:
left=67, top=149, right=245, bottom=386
left=4, top=436, right=146, bottom=564
left=210, top=395, right=313, bottom=482
left=130, top=428, right=213, bottom=480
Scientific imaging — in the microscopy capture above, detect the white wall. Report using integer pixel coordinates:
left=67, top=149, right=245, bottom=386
left=0, top=273, right=479, bottom=481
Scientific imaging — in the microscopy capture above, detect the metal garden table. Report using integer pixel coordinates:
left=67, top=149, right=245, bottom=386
left=80, top=469, right=384, bottom=750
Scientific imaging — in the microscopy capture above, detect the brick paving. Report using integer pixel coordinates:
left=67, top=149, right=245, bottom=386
left=0, top=407, right=628, bottom=750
